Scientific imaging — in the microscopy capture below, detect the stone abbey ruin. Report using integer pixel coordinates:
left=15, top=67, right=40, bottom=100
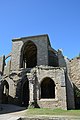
left=0, top=34, right=80, bottom=110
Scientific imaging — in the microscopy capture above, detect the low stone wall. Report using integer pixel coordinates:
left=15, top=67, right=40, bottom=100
left=37, top=99, right=61, bottom=109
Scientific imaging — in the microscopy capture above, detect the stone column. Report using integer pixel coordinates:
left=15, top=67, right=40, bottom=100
left=29, top=80, right=34, bottom=102
left=0, top=75, right=3, bottom=103
left=28, top=75, right=35, bottom=108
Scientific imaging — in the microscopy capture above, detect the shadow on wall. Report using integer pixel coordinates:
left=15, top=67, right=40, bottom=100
left=20, top=41, right=37, bottom=68
left=16, top=75, right=30, bottom=108
left=0, top=88, right=26, bottom=114
left=16, top=70, right=40, bottom=108
left=0, top=80, right=22, bottom=106
left=73, top=84, right=80, bottom=109
left=2, top=93, right=22, bottom=106
left=65, top=73, right=75, bottom=110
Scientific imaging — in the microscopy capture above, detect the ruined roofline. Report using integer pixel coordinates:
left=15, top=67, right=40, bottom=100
left=49, top=46, right=58, bottom=54
left=12, top=34, right=51, bottom=44
left=70, top=56, right=80, bottom=61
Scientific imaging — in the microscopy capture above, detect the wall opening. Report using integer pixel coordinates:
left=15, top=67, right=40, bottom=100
left=21, top=41, right=37, bottom=68
left=41, top=77, right=55, bottom=99
left=48, top=50, right=59, bottom=67
left=2, top=80, right=9, bottom=104
left=22, top=79, right=29, bottom=107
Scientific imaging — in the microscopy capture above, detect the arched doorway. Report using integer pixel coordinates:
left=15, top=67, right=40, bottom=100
left=41, top=77, right=55, bottom=99
left=22, top=79, right=29, bottom=107
left=21, top=41, right=37, bottom=68
left=2, top=80, right=9, bottom=104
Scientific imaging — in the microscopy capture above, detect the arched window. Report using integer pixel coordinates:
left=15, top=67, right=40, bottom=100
left=20, top=41, right=37, bottom=68
left=2, top=80, right=9, bottom=104
left=41, top=77, right=55, bottom=99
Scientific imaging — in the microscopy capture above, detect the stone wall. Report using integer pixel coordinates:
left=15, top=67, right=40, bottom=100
left=70, top=57, right=80, bottom=89
left=4, top=60, right=11, bottom=76
left=58, top=49, right=66, bottom=67
left=0, top=34, right=79, bottom=110
left=36, top=66, right=67, bottom=110
left=0, top=56, right=5, bottom=74
left=11, top=35, right=49, bottom=71
left=69, top=57, right=80, bottom=109
left=0, top=66, right=68, bottom=109
left=64, top=57, right=75, bottom=109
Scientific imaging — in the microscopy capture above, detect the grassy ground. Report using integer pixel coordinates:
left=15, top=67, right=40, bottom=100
left=25, top=108, right=80, bottom=116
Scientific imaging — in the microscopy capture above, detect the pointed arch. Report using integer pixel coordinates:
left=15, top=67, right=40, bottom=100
left=41, top=77, right=55, bottom=99
left=20, top=40, right=37, bottom=68
left=21, top=79, right=29, bottom=107
left=2, top=80, right=9, bottom=104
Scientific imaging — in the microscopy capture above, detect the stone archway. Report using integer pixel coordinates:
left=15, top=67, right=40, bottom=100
left=41, top=77, right=55, bottom=99
left=2, top=80, right=9, bottom=104
left=21, top=79, right=29, bottom=107
left=20, top=41, right=37, bottom=68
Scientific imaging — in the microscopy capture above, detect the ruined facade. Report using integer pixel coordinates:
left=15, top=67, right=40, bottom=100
left=0, top=34, right=80, bottom=110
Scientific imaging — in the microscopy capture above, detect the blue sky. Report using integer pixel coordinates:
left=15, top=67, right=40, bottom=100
left=0, top=0, right=80, bottom=59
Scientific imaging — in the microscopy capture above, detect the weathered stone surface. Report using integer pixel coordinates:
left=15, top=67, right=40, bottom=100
left=0, top=34, right=79, bottom=110
left=4, top=60, right=11, bottom=76
left=58, top=49, right=66, bottom=67
left=0, top=55, right=5, bottom=74
left=69, top=57, right=80, bottom=89
left=11, top=35, right=49, bottom=71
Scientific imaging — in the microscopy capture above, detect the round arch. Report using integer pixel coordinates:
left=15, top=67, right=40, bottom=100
left=41, top=77, right=55, bottom=99
left=20, top=40, right=37, bottom=68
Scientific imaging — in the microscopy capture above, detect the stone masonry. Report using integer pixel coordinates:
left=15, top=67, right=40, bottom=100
left=0, top=34, right=80, bottom=110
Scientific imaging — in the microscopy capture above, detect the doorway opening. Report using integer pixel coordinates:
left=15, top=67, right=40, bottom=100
left=22, top=79, right=29, bottom=107
left=2, top=80, right=9, bottom=104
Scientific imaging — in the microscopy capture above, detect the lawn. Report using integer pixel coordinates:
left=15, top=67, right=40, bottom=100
left=25, top=108, right=80, bottom=116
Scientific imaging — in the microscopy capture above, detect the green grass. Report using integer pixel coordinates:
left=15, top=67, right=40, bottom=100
left=25, top=108, right=80, bottom=116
